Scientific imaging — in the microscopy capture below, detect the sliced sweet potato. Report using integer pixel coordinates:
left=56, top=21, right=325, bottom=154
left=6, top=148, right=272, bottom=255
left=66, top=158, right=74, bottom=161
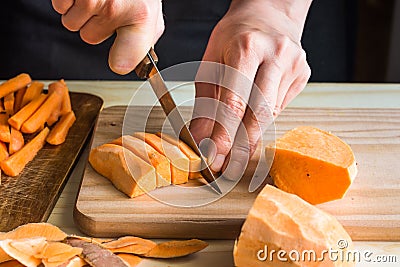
left=4, top=93, right=14, bottom=116
left=156, top=132, right=202, bottom=179
left=9, top=128, right=24, bottom=155
left=21, top=81, right=44, bottom=108
left=48, top=80, right=72, bottom=116
left=143, top=239, right=208, bottom=258
left=0, top=260, right=25, bottom=267
left=89, top=144, right=156, bottom=198
left=46, top=111, right=76, bottom=145
left=0, top=237, right=47, bottom=267
left=14, top=86, right=27, bottom=113
left=234, top=185, right=354, bottom=267
left=40, top=242, right=82, bottom=267
left=1, top=127, right=50, bottom=177
left=133, top=132, right=189, bottom=185
left=56, top=256, right=87, bottom=267
left=102, top=236, right=156, bottom=255
left=0, top=142, right=9, bottom=162
left=111, top=136, right=171, bottom=187
left=117, top=254, right=142, bottom=267
left=0, top=74, right=31, bottom=99
left=266, top=126, right=357, bottom=204
left=0, top=223, right=67, bottom=241
left=0, top=114, right=10, bottom=143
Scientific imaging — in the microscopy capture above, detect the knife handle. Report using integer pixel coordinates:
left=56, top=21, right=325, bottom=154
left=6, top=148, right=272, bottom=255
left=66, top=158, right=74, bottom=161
left=135, top=48, right=158, bottom=79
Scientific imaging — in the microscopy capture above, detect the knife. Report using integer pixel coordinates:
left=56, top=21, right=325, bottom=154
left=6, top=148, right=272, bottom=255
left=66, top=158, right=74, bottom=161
left=135, top=48, right=222, bottom=195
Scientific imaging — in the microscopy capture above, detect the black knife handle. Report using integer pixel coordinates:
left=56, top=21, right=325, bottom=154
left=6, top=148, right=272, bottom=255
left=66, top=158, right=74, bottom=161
left=135, top=48, right=159, bottom=79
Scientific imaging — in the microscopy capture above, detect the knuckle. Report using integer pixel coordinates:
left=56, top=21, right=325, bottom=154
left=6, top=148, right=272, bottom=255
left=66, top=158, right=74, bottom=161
left=225, top=31, right=259, bottom=62
left=212, top=132, right=233, bottom=155
left=224, top=95, right=247, bottom=118
left=77, top=0, right=98, bottom=11
left=101, top=0, right=119, bottom=19
left=274, top=35, right=292, bottom=58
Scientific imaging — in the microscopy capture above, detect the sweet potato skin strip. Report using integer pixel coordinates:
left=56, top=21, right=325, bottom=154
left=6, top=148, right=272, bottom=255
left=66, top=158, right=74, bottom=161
left=0, top=73, right=31, bottom=99
left=46, top=111, right=76, bottom=145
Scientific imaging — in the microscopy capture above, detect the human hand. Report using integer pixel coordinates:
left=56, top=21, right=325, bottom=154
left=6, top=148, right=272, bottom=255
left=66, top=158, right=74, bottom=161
left=52, top=0, right=164, bottom=74
left=190, top=0, right=312, bottom=180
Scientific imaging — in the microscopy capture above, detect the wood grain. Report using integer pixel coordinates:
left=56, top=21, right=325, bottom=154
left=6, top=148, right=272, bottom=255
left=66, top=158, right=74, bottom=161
left=75, top=106, right=400, bottom=240
left=0, top=93, right=103, bottom=232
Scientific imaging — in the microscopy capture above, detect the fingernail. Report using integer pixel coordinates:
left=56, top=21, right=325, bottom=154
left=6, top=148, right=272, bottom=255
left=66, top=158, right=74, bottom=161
left=210, top=154, right=225, bottom=172
left=223, top=161, right=244, bottom=181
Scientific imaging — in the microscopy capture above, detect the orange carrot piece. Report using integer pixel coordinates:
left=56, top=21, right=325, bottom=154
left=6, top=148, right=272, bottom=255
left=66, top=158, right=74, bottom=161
left=46, top=102, right=61, bottom=127
left=48, top=80, right=72, bottom=116
left=8, top=94, right=48, bottom=131
left=46, top=111, right=76, bottom=145
left=13, top=86, right=27, bottom=113
left=0, top=73, right=31, bottom=99
left=0, top=127, right=49, bottom=177
left=21, top=92, right=62, bottom=134
left=0, top=114, right=10, bottom=143
left=21, top=81, right=44, bottom=108
left=9, top=128, right=24, bottom=154
left=0, top=142, right=9, bottom=162
left=4, top=93, right=14, bottom=116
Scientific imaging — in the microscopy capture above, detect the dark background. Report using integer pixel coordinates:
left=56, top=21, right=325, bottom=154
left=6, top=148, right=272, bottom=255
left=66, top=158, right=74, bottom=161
left=0, top=0, right=398, bottom=82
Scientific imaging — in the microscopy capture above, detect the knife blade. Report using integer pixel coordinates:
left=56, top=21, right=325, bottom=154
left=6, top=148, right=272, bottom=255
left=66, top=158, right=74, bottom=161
left=135, top=48, right=222, bottom=194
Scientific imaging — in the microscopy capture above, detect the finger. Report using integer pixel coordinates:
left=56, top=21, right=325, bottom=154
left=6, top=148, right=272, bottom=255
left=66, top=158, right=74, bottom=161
left=222, top=64, right=280, bottom=180
left=52, top=0, right=74, bottom=15
left=109, top=25, right=154, bottom=75
left=280, top=68, right=311, bottom=110
left=79, top=16, right=117, bottom=45
left=62, top=0, right=100, bottom=32
left=209, top=56, right=259, bottom=172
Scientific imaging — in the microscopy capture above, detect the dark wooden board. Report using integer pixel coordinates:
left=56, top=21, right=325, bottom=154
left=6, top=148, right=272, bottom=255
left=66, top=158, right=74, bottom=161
left=75, top=106, right=400, bottom=240
left=0, top=92, right=103, bottom=232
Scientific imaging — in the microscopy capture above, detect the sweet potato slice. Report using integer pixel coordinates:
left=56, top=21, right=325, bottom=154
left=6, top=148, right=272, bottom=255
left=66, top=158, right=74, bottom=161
left=89, top=144, right=156, bottom=198
left=21, top=81, right=44, bottom=108
left=46, top=111, right=76, bottom=145
left=133, top=132, right=189, bottom=185
left=13, top=86, right=27, bottom=113
left=266, top=126, right=357, bottom=204
left=4, top=93, right=14, bottom=116
left=0, top=114, right=10, bottom=143
left=9, top=128, right=24, bottom=155
left=111, top=136, right=171, bottom=187
left=48, top=80, right=72, bottom=116
left=40, top=242, right=82, bottom=267
left=0, top=223, right=67, bottom=241
left=234, top=185, right=355, bottom=267
left=0, top=237, right=47, bottom=267
left=143, top=239, right=208, bottom=258
left=117, top=254, right=142, bottom=267
left=156, top=132, right=202, bottom=179
left=8, top=94, right=47, bottom=131
left=0, top=74, right=31, bottom=99
left=0, top=260, right=25, bottom=267
left=1, top=127, right=50, bottom=177
left=0, top=142, right=9, bottom=162
left=102, top=236, right=156, bottom=255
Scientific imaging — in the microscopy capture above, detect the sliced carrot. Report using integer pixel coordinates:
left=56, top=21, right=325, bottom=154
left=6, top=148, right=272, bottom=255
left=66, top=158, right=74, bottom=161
left=0, top=73, right=31, bottom=99
left=0, top=142, right=8, bottom=162
left=48, top=80, right=72, bottom=116
left=46, top=111, right=76, bottom=145
left=9, top=128, right=24, bottom=154
left=0, top=127, right=49, bottom=177
left=8, top=94, right=47, bottom=130
left=13, top=86, right=27, bottom=113
left=3, top=93, right=14, bottom=116
left=0, top=114, right=10, bottom=143
left=21, top=81, right=44, bottom=108
left=21, top=92, right=62, bottom=134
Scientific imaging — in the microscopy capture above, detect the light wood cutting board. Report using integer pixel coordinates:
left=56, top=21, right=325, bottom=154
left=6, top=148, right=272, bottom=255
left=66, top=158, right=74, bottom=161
left=74, top=106, right=400, bottom=240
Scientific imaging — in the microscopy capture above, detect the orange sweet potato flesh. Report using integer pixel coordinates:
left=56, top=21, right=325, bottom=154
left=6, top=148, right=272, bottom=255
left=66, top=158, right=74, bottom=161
left=21, top=81, right=44, bottom=108
left=234, top=185, right=355, bottom=267
left=266, top=126, right=357, bottom=205
left=48, top=80, right=72, bottom=116
left=143, top=239, right=208, bottom=258
left=0, top=73, right=31, bottom=99
left=46, top=111, right=76, bottom=145
left=117, top=254, right=142, bottom=267
left=89, top=144, right=156, bottom=198
left=133, top=132, right=189, bottom=185
left=0, top=127, right=50, bottom=177
left=0, top=142, right=9, bottom=162
left=111, top=136, right=171, bottom=187
left=102, top=236, right=156, bottom=255
left=0, top=114, right=10, bottom=143
left=156, top=132, right=202, bottom=179
left=0, top=260, right=25, bottom=267
left=13, top=86, right=27, bottom=113
left=3, top=93, right=14, bottom=116
left=9, top=128, right=24, bottom=155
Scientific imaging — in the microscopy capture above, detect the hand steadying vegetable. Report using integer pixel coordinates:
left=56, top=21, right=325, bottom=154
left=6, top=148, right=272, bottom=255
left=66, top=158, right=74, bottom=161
left=52, top=0, right=312, bottom=181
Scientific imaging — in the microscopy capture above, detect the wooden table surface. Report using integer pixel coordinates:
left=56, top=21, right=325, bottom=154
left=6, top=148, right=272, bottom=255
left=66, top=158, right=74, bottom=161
left=46, top=81, right=400, bottom=266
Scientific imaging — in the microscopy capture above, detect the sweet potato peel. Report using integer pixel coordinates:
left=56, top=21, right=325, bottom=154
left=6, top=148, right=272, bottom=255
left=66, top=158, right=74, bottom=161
left=143, top=239, right=208, bottom=258
left=102, top=236, right=156, bottom=255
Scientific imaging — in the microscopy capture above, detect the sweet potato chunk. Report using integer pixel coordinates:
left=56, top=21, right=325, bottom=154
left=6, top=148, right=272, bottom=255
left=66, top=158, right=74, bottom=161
left=266, top=126, right=357, bottom=204
left=89, top=144, right=156, bottom=198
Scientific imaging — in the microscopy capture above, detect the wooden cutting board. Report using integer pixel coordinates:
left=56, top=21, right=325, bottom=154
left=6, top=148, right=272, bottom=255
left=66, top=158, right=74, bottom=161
left=0, top=93, right=103, bottom=232
left=75, top=106, right=400, bottom=241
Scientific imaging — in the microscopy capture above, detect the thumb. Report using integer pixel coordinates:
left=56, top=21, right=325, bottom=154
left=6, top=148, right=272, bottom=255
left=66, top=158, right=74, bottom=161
left=108, top=25, right=153, bottom=75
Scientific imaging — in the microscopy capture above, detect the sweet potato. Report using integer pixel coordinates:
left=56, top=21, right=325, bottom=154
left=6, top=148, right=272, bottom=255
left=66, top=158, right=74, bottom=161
left=46, top=111, right=76, bottom=145
left=234, top=185, right=355, bottom=267
left=9, top=128, right=24, bottom=155
left=0, top=73, right=31, bottom=99
left=89, top=144, right=156, bottom=198
left=3, top=93, right=14, bottom=116
left=8, top=94, right=48, bottom=131
left=0, top=114, right=10, bottom=143
left=266, top=126, right=357, bottom=204
left=156, top=132, right=202, bottom=179
left=0, top=142, right=9, bottom=162
left=13, top=86, right=27, bottom=113
left=133, top=132, right=189, bottom=185
left=21, top=81, right=44, bottom=108
left=48, top=80, right=72, bottom=116
left=102, top=236, right=156, bottom=255
left=40, top=242, right=82, bottom=267
left=0, top=237, right=47, bottom=267
left=46, top=104, right=61, bottom=127
left=0, top=260, right=25, bottom=267
left=111, top=136, right=171, bottom=187
left=143, top=239, right=208, bottom=258
left=117, top=254, right=142, bottom=267
left=0, top=223, right=67, bottom=241
left=1, top=127, right=50, bottom=177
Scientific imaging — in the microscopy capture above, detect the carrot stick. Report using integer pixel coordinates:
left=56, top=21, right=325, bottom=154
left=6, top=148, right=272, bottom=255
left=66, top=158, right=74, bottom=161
left=4, top=93, right=14, bottom=116
left=46, top=111, right=76, bottom=145
left=0, top=114, right=10, bottom=143
left=8, top=94, right=48, bottom=130
left=48, top=80, right=72, bottom=116
left=21, top=81, right=44, bottom=108
left=0, top=127, right=49, bottom=177
left=0, top=73, right=31, bottom=99
left=21, top=92, right=62, bottom=134
left=9, top=127, right=24, bottom=154
left=0, top=99, right=5, bottom=112
left=14, top=86, right=27, bottom=113
left=0, top=141, right=9, bottom=162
